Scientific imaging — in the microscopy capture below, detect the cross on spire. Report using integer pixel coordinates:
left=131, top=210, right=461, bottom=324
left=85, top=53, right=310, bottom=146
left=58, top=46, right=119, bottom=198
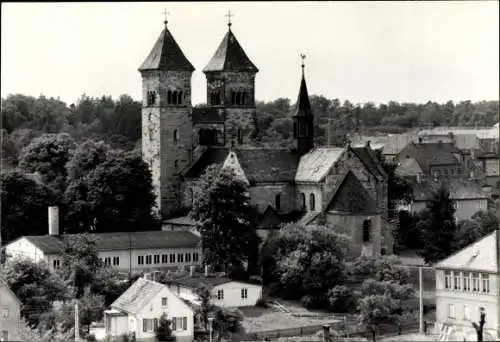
left=300, top=54, right=306, bottom=77
left=162, top=9, right=170, bottom=26
left=225, top=10, right=233, bottom=28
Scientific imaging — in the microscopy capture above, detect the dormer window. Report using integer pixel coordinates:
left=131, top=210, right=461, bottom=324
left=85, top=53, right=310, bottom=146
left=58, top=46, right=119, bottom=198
left=146, top=91, right=157, bottom=106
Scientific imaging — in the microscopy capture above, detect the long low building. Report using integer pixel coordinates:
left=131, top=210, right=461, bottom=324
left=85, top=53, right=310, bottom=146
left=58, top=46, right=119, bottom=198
left=4, top=207, right=202, bottom=273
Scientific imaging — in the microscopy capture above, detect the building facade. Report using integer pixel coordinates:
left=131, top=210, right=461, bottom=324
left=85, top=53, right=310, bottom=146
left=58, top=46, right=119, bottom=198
left=0, top=281, right=21, bottom=342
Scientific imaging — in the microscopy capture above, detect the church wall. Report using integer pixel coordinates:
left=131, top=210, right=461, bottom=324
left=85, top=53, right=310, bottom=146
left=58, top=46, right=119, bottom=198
left=296, top=183, right=323, bottom=212
left=193, top=123, right=225, bottom=146
left=248, top=183, right=295, bottom=213
left=324, top=213, right=382, bottom=257
left=224, top=108, right=257, bottom=145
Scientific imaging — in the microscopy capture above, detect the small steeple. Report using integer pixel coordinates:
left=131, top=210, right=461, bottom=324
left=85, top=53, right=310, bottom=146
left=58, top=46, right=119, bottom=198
left=295, top=54, right=313, bottom=117
left=293, top=54, right=314, bottom=155
left=138, top=12, right=195, bottom=72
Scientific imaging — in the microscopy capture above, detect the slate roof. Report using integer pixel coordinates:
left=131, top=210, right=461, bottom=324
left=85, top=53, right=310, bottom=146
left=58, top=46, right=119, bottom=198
left=168, top=275, right=234, bottom=289
left=434, top=230, right=498, bottom=272
left=325, top=171, right=379, bottom=214
left=111, top=278, right=168, bottom=315
left=0, top=279, right=22, bottom=305
left=350, top=146, right=387, bottom=179
left=295, top=147, right=345, bottom=183
left=203, top=29, right=258, bottom=73
left=395, top=157, right=423, bottom=177
left=411, top=179, right=490, bottom=201
left=398, top=142, right=462, bottom=173
left=183, top=147, right=300, bottom=183
left=139, top=26, right=195, bottom=72
left=18, top=231, right=200, bottom=254
left=192, top=107, right=224, bottom=124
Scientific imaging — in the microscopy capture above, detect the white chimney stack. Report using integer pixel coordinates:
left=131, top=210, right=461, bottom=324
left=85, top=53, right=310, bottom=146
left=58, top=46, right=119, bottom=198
left=48, top=206, right=59, bottom=236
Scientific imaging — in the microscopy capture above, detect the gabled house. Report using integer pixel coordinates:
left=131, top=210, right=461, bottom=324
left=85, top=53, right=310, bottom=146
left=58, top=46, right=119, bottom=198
left=0, top=279, right=22, bottom=342
left=434, top=230, right=500, bottom=341
left=105, top=277, right=194, bottom=342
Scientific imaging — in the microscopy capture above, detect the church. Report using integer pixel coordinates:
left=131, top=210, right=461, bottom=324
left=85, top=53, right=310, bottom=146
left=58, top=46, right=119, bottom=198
left=139, top=15, right=392, bottom=256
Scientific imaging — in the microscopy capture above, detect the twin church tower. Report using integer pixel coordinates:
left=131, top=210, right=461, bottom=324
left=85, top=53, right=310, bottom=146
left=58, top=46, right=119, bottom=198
left=139, top=13, right=314, bottom=217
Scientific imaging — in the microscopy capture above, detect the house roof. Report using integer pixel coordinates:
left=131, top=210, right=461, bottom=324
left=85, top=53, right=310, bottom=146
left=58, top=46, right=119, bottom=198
left=295, top=147, right=345, bottom=183
left=434, top=230, right=498, bottom=272
left=192, top=107, right=224, bottom=124
left=183, top=147, right=300, bottom=183
left=325, top=171, right=379, bottom=214
left=203, top=28, right=258, bottom=73
left=295, top=211, right=321, bottom=226
left=395, top=157, right=424, bottom=177
left=411, top=178, right=490, bottom=201
left=350, top=146, right=387, bottom=179
left=14, top=231, right=200, bottom=255
left=139, top=26, right=194, bottom=72
left=111, top=278, right=168, bottom=315
left=162, top=216, right=198, bottom=226
left=398, top=142, right=462, bottom=173
left=167, top=275, right=234, bottom=289
left=0, top=279, right=22, bottom=305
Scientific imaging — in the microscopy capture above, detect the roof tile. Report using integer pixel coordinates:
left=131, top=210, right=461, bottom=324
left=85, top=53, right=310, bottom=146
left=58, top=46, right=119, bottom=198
left=111, top=278, right=166, bottom=314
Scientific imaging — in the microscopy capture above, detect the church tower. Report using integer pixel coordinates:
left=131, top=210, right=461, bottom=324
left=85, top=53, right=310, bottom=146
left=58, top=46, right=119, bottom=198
left=203, top=12, right=258, bottom=146
left=139, top=16, right=195, bottom=217
left=293, top=55, right=314, bottom=154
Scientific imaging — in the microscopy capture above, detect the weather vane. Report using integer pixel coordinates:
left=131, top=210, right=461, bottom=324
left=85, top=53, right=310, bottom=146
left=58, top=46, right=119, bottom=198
left=300, top=54, right=306, bottom=75
left=225, top=10, right=234, bottom=28
left=162, top=9, right=170, bottom=26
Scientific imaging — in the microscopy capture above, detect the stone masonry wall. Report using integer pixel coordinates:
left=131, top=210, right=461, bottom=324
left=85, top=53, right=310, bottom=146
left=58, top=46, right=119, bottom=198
left=249, top=183, right=295, bottom=213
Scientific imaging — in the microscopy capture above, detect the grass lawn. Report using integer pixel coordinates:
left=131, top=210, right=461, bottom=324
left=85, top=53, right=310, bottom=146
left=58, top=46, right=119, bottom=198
left=380, top=333, right=438, bottom=341
left=239, top=307, right=340, bottom=333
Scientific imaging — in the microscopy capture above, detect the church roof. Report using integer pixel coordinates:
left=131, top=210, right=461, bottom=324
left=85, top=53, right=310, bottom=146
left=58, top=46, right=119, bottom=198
left=183, top=147, right=299, bottom=183
left=350, top=146, right=387, bottom=179
left=294, top=75, right=313, bottom=117
left=203, top=29, right=258, bottom=73
left=139, top=25, right=195, bottom=72
left=295, top=147, right=345, bottom=183
left=325, top=171, right=379, bottom=214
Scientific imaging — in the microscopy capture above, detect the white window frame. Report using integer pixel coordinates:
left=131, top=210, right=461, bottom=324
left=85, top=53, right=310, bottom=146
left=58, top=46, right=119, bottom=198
left=448, top=304, right=455, bottom=318
left=463, top=305, right=470, bottom=321
left=53, top=259, right=60, bottom=269
left=143, top=318, right=154, bottom=332
left=217, top=290, right=224, bottom=300
left=161, top=297, right=168, bottom=307
left=472, top=273, right=480, bottom=292
left=1, top=308, right=9, bottom=318
left=481, top=274, right=490, bottom=293
left=241, top=288, right=248, bottom=299
left=462, top=272, right=470, bottom=291
left=453, top=271, right=461, bottom=290
left=444, top=271, right=451, bottom=289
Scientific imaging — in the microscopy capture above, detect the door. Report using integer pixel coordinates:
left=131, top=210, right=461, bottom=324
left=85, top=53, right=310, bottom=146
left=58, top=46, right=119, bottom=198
left=1, top=330, right=8, bottom=342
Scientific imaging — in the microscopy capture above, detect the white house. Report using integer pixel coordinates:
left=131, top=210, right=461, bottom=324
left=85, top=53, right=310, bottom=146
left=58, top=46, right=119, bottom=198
left=167, top=273, right=263, bottom=308
left=0, top=280, right=22, bottom=342
left=4, top=207, right=203, bottom=273
left=105, top=277, right=194, bottom=342
left=434, top=230, right=500, bottom=341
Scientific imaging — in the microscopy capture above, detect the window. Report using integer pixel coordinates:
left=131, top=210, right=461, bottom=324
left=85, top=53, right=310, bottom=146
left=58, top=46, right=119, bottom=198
left=170, top=254, right=176, bottom=263
left=142, top=318, right=157, bottom=332
left=53, top=259, right=60, bottom=270
left=362, top=219, right=371, bottom=243
left=162, top=297, right=168, bottom=307
left=162, top=254, right=168, bottom=264
left=154, top=255, right=160, bottom=264
left=237, top=129, right=243, bottom=144
left=309, top=193, right=316, bottom=211
left=444, top=271, right=451, bottom=289
left=481, top=274, right=490, bottom=293
left=173, top=129, right=180, bottom=142
left=178, top=91, right=183, bottom=105
left=217, top=290, right=224, bottom=300
left=2, top=308, right=8, bottom=318
left=113, top=257, right=120, bottom=266
left=146, top=91, right=157, bottom=106
left=185, top=253, right=191, bottom=263
left=453, top=272, right=461, bottom=290
left=193, top=252, right=199, bottom=262
left=448, top=304, right=455, bottom=318
left=105, top=318, right=111, bottom=333
left=472, top=273, right=480, bottom=292
left=178, top=253, right=184, bottom=263
left=171, top=317, right=187, bottom=331
left=1, top=331, right=8, bottom=342
left=464, top=305, right=470, bottom=320
left=138, top=255, right=144, bottom=265
left=241, top=288, right=248, bottom=299
left=300, top=193, right=306, bottom=210
left=462, top=272, right=470, bottom=291
left=275, top=194, right=281, bottom=210
left=146, top=255, right=152, bottom=265
left=104, top=257, right=111, bottom=266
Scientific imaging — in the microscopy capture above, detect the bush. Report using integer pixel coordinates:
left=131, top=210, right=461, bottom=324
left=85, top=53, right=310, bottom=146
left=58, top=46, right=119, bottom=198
left=255, top=297, right=269, bottom=308
left=300, top=295, right=315, bottom=309
left=327, top=285, right=358, bottom=313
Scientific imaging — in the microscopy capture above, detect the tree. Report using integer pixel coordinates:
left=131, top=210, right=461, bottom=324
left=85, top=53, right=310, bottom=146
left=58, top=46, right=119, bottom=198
left=64, top=150, right=159, bottom=234
left=472, top=307, right=486, bottom=342
left=190, top=165, right=260, bottom=274
left=327, top=285, right=357, bottom=313
left=197, top=285, right=216, bottom=330
left=79, top=287, right=105, bottom=333
left=3, top=258, right=66, bottom=327
left=418, top=182, right=458, bottom=264
left=380, top=159, right=413, bottom=219
left=357, top=294, right=399, bottom=342
left=156, top=313, right=174, bottom=341
left=453, top=219, right=483, bottom=251
left=65, top=139, right=110, bottom=181
left=18, top=133, right=76, bottom=195
left=0, top=171, right=57, bottom=243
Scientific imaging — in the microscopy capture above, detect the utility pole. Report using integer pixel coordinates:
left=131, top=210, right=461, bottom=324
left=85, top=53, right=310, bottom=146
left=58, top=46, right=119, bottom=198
left=419, top=266, right=424, bottom=334
left=75, top=302, right=81, bottom=342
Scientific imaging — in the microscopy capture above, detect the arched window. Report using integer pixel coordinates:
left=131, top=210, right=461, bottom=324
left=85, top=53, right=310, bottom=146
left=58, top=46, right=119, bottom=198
left=167, top=91, right=172, bottom=105
left=189, top=187, right=194, bottom=205
left=173, top=129, right=179, bottom=142
left=241, top=92, right=247, bottom=105
left=174, top=160, right=179, bottom=169
left=309, top=193, right=316, bottom=211
left=300, top=193, right=306, bottom=211
left=275, top=194, right=281, bottom=210
left=236, top=92, right=241, bottom=105
left=237, top=129, right=243, bottom=144
left=172, top=91, right=178, bottom=105
left=363, top=219, right=371, bottom=243
left=146, top=91, right=156, bottom=106
left=178, top=91, right=183, bottom=105
left=231, top=91, right=236, bottom=105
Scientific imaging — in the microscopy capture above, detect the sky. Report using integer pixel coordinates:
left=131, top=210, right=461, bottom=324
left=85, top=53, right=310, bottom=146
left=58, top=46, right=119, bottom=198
left=1, top=1, right=499, bottom=106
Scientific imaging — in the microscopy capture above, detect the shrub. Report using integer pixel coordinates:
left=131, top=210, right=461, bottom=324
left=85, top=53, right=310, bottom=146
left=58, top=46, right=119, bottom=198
left=255, top=297, right=269, bottom=308
left=300, top=295, right=315, bottom=309
left=327, top=285, right=357, bottom=313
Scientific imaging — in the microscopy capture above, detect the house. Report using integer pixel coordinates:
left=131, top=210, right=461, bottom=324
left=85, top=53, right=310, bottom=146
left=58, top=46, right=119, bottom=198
left=138, top=18, right=390, bottom=256
left=166, top=273, right=263, bottom=308
left=418, top=126, right=499, bottom=154
left=105, top=277, right=194, bottom=342
left=0, top=279, right=22, bottom=342
left=403, top=178, right=490, bottom=221
left=349, top=132, right=418, bottom=162
left=476, top=151, right=500, bottom=198
left=5, top=207, right=202, bottom=272
left=434, top=230, right=500, bottom=341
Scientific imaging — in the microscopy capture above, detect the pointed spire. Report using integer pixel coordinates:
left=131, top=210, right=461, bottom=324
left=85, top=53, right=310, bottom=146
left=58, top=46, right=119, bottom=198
left=225, top=10, right=233, bottom=30
left=138, top=15, right=194, bottom=72
left=294, top=54, right=312, bottom=117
